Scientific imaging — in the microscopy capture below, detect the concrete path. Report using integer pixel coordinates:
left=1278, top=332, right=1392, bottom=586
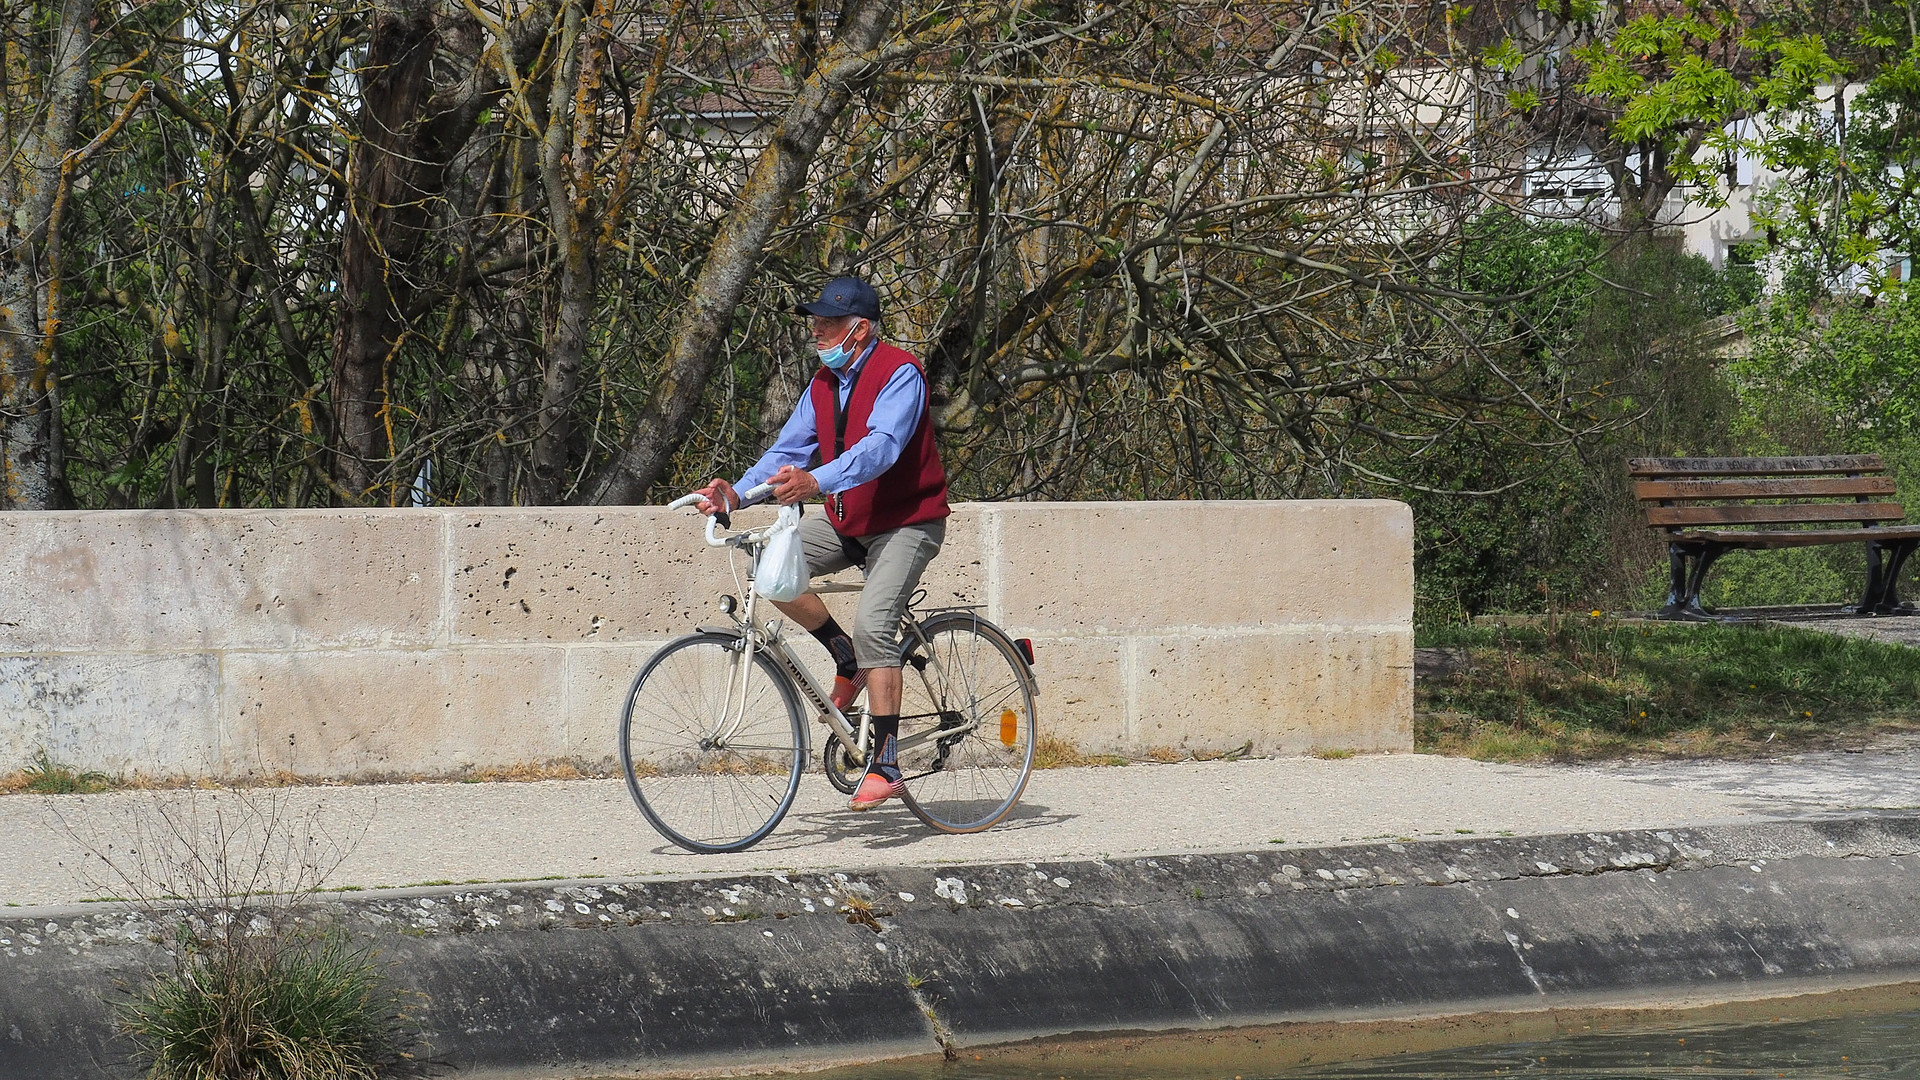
left=9, top=743, right=1920, bottom=910
left=1571, top=733, right=1920, bottom=811
left=1768, top=610, right=1920, bottom=648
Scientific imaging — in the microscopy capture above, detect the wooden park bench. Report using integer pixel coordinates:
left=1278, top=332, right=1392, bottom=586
left=1631, top=455, right=1920, bottom=620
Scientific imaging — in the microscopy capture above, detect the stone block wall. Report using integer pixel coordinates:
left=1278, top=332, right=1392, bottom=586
left=0, top=501, right=1412, bottom=780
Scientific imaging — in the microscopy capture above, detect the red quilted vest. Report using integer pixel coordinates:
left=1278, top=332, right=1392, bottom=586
left=808, top=342, right=951, bottom=537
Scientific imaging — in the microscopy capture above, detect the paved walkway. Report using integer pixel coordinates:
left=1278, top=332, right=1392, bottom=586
left=8, top=741, right=1919, bottom=910
left=1767, top=609, right=1920, bottom=648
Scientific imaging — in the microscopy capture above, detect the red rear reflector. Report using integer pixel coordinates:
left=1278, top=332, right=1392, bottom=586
left=1014, top=638, right=1035, bottom=665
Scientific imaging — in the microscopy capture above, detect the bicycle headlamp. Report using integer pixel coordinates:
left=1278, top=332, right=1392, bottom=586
left=718, top=594, right=738, bottom=616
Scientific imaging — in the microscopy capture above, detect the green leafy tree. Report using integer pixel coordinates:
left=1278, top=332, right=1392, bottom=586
left=1571, top=3, right=1754, bottom=222
left=1737, top=288, right=1920, bottom=450
left=1561, top=0, right=1920, bottom=289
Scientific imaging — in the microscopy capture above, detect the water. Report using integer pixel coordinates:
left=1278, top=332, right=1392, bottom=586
left=783, top=1004, right=1920, bottom=1080
left=1289, top=1010, right=1920, bottom=1079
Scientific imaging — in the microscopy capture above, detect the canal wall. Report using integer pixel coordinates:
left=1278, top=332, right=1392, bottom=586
left=5, top=815, right=1919, bottom=1078
left=0, top=500, right=1412, bottom=782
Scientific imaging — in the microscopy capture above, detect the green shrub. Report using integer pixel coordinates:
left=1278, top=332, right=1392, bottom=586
left=1700, top=547, right=1863, bottom=609
left=119, top=927, right=407, bottom=1080
left=1622, top=545, right=1865, bottom=612
left=1406, top=219, right=1746, bottom=622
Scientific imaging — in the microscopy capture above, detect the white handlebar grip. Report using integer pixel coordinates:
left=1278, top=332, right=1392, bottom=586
left=742, top=482, right=774, bottom=502
left=666, top=492, right=703, bottom=511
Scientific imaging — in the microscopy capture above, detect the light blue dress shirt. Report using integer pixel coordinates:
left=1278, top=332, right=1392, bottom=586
left=737, top=341, right=928, bottom=499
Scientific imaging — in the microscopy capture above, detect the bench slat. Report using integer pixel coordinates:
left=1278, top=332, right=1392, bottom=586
left=1634, top=477, right=1898, bottom=501
left=1646, top=503, right=1906, bottom=527
left=1627, top=455, right=1885, bottom=478
left=1669, top=524, right=1920, bottom=547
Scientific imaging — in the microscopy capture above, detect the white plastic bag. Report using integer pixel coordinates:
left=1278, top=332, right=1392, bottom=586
left=753, top=503, right=809, bottom=601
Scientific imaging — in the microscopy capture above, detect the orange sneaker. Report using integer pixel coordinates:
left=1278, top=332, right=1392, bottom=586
left=850, top=771, right=905, bottom=810
left=831, top=670, right=869, bottom=713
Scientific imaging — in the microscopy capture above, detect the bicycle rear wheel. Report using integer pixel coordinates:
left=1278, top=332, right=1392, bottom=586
left=895, top=612, right=1037, bottom=833
left=619, top=631, right=806, bottom=853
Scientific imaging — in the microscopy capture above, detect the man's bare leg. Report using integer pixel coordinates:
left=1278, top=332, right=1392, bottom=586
left=770, top=593, right=831, bottom=632
left=866, top=665, right=901, bottom=716
left=777, top=598, right=899, bottom=712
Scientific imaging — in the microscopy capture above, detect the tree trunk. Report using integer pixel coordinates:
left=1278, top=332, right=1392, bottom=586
left=577, top=0, right=904, bottom=505
left=525, top=0, right=601, bottom=504
left=329, top=0, right=441, bottom=502
left=0, top=0, right=93, bottom=510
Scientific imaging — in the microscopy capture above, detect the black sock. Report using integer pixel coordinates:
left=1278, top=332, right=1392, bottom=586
left=868, top=714, right=900, bottom=782
left=809, top=617, right=857, bottom=679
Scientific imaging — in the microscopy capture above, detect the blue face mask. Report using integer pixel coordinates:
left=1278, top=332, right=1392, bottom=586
left=817, top=323, right=859, bottom=369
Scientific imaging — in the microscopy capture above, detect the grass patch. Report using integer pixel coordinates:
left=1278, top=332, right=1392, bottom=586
left=1417, top=620, right=1920, bottom=760
left=458, top=761, right=600, bottom=783
left=1191, top=740, right=1255, bottom=762
left=95, top=788, right=420, bottom=1079
left=1033, top=737, right=1257, bottom=768
left=0, top=759, right=620, bottom=796
left=1032, top=735, right=1128, bottom=769
left=119, top=928, right=412, bottom=1079
left=2, top=750, right=114, bottom=794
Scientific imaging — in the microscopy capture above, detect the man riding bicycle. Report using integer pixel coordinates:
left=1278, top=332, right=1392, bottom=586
left=697, top=276, right=950, bottom=813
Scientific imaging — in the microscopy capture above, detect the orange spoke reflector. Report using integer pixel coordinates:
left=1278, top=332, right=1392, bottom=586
left=1000, top=710, right=1019, bottom=745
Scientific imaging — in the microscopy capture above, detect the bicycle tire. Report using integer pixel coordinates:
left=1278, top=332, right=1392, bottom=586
left=619, top=631, right=806, bottom=853
left=894, top=612, right=1037, bottom=833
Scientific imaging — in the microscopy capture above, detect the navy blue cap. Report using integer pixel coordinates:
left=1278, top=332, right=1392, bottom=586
left=796, top=276, right=881, bottom=320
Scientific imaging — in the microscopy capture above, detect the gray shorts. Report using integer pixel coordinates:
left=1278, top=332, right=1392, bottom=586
left=796, top=513, right=945, bottom=669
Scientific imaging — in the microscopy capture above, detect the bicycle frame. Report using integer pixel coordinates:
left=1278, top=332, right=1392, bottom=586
left=700, top=581, right=857, bottom=748
left=708, top=586, right=978, bottom=769
left=664, top=487, right=975, bottom=770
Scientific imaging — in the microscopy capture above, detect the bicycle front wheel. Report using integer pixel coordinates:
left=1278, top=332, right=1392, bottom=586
left=619, top=632, right=806, bottom=853
left=895, top=613, right=1037, bottom=833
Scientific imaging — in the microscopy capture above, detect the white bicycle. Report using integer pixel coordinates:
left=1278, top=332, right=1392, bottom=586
left=619, top=485, right=1039, bottom=854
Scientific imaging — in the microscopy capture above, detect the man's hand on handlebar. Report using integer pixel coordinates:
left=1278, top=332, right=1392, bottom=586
left=693, top=472, right=809, bottom=515
left=695, top=478, right=738, bottom=517
left=770, top=465, right=820, bottom=505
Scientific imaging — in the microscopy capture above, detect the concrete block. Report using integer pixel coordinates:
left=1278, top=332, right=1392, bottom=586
left=1129, top=630, right=1413, bottom=754
left=993, top=501, right=1413, bottom=634
left=0, top=500, right=1414, bottom=781
left=0, top=510, right=442, bottom=651
left=563, top=644, right=667, bottom=767
left=446, top=507, right=993, bottom=646
left=1023, top=636, right=1129, bottom=752
left=915, top=508, right=989, bottom=612
left=447, top=510, right=737, bottom=644
left=221, top=649, right=568, bottom=778
left=0, top=654, right=221, bottom=776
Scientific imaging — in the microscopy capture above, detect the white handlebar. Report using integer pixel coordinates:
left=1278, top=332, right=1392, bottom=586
left=707, top=483, right=776, bottom=545
left=664, top=484, right=776, bottom=546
